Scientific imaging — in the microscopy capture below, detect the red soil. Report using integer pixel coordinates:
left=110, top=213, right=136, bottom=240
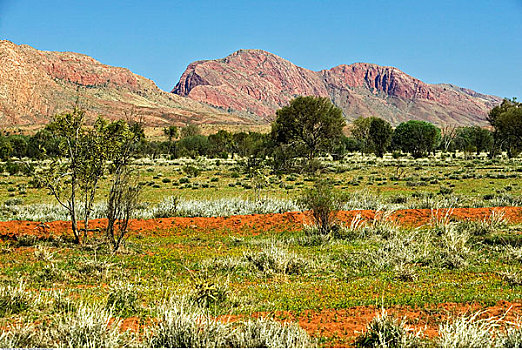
left=218, top=301, right=522, bottom=347
left=0, top=207, right=521, bottom=238
left=2, top=207, right=521, bottom=347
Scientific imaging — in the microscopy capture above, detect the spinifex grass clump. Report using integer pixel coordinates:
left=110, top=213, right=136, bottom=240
left=355, top=308, right=423, bottom=348
left=243, top=243, right=309, bottom=275
left=457, top=208, right=508, bottom=236
left=232, top=317, right=314, bottom=348
left=105, top=281, right=140, bottom=316
left=0, top=281, right=35, bottom=317
left=497, top=317, right=522, bottom=348
left=437, top=311, right=500, bottom=348
left=146, top=298, right=314, bottom=348
left=0, top=324, right=37, bottom=348
left=49, top=302, right=129, bottom=348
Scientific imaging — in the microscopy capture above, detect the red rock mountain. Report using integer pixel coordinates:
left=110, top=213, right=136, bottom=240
left=0, top=40, right=250, bottom=127
left=173, top=49, right=502, bottom=126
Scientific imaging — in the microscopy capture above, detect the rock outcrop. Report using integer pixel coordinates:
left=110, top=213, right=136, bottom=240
left=173, top=49, right=502, bottom=126
left=0, top=41, right=250, bottom=126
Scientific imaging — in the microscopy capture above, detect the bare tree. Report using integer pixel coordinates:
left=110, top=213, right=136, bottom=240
left=441, top=125, right=457, bottom=153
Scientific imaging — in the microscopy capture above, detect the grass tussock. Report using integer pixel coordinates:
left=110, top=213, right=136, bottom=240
left=0, top=281, right=36, bottom=317
left=243, top=243, right=310, bottom=275
left=355, top=308, right=424, bottom=348
left=146, top=298, right=314, bottom=348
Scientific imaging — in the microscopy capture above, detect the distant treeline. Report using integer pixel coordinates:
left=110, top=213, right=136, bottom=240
left=0, top=97, right=520, bottom=166
left=0, top=122, right=505, bottom=160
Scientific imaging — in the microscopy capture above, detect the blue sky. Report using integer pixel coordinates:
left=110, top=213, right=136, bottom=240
left=1, top=0, right=521, bottom=98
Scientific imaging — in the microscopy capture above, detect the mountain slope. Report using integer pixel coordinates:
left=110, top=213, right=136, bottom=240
left=0, top=40, right=250, bottom=126
left=173, top=49, right=502, bottom=126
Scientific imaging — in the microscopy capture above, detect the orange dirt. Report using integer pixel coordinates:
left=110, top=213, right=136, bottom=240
left=0, top=206, right=521, bottom=238
left=217, top=300, right=522, bottom=347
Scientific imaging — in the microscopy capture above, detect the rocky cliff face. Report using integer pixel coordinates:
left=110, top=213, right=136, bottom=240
left=0, top=41, right=249, bottom=126
left=173, top=49, right=502, bottom=126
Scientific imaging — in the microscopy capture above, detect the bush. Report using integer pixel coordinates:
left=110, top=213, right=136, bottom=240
left=298, top=179, right=342, bottom=235
left=183, top=165, right=201, bottom=177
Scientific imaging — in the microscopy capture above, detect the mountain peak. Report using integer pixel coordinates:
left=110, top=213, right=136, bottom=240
left=0, top=41, right=247, bottom=126
left=173, top=50, right=501, bottom=126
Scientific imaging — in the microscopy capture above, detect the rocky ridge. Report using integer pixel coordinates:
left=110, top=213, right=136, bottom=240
left=0, top=40, right=250, bottom=126
left=173, top=49, right=502, bottom=125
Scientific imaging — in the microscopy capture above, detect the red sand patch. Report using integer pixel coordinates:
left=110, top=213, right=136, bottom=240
left=0, top=206, right=521, bottom=238
left=218, top=301, right=522, bottom=347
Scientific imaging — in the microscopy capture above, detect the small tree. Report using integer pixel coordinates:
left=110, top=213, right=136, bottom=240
left=105, top=120, right=142, bottom=252
left=488, top=98, right=522, bottom=158
left=392, top=120, right=441, bottom=158
left=37, top=108, right=87, bottom=243
left=440, top=125, right=458, bottom=153
left=298, top=179, right=343, bottom=235
left=271, top=96, right=345, bottom=171
left=368, top=117, right=393, bottom=157
left=36, top=108, right=141, bottom=245
left=163, top=125, right=179, bottom=142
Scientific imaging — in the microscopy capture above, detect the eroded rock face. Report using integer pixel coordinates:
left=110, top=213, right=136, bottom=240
left=173, top=49, right=329, bottom=120
left=0, top=41, right=248, bottom=126
left=173, top=49, right=502, bottom=126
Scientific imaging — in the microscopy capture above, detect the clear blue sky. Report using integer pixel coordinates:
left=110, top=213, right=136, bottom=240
left=1, top=0, right=521, bottom=98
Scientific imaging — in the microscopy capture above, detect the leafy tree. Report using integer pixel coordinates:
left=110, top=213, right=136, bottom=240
left=177, top=135, right=209, bottom=158
left=181, top=123, right=202, bottom=138
left=0, top=136, right=12, bottom=160
left=163, top=125, right=179, bottom=142
left=271, top=96, right=345, bottom=170
left=368, top=117, right=393, bottom=157
left=392, top=120, right=441, bottom=158
left=488, top=98, right=522, bottom=158
left=26, top=129, right=61, bottom=159
left=208, top=130, right=234, bottom=157
left=36, top=108, right=141, bottom=244
left=352, top=117, right=393, bottom=157
left=351, top=117, right=372, bottom=155
left=8, top=135, right=29, bottom=159
left=454, top=126, right=493, bottom=155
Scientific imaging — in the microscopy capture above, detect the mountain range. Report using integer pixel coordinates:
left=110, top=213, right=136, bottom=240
left=0, top=40, right=502, bottom=127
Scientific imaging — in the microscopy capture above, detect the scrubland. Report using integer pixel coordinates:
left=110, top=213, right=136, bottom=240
left=0, top=152, right=521, bottom=347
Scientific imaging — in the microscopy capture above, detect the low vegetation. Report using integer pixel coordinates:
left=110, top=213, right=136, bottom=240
left=0, top=97, right=520, bottom=346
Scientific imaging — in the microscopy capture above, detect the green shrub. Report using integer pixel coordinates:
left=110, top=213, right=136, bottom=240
left=298, top=179, right=342, bottom=236
left=106, top=281, right=140, bottom=316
